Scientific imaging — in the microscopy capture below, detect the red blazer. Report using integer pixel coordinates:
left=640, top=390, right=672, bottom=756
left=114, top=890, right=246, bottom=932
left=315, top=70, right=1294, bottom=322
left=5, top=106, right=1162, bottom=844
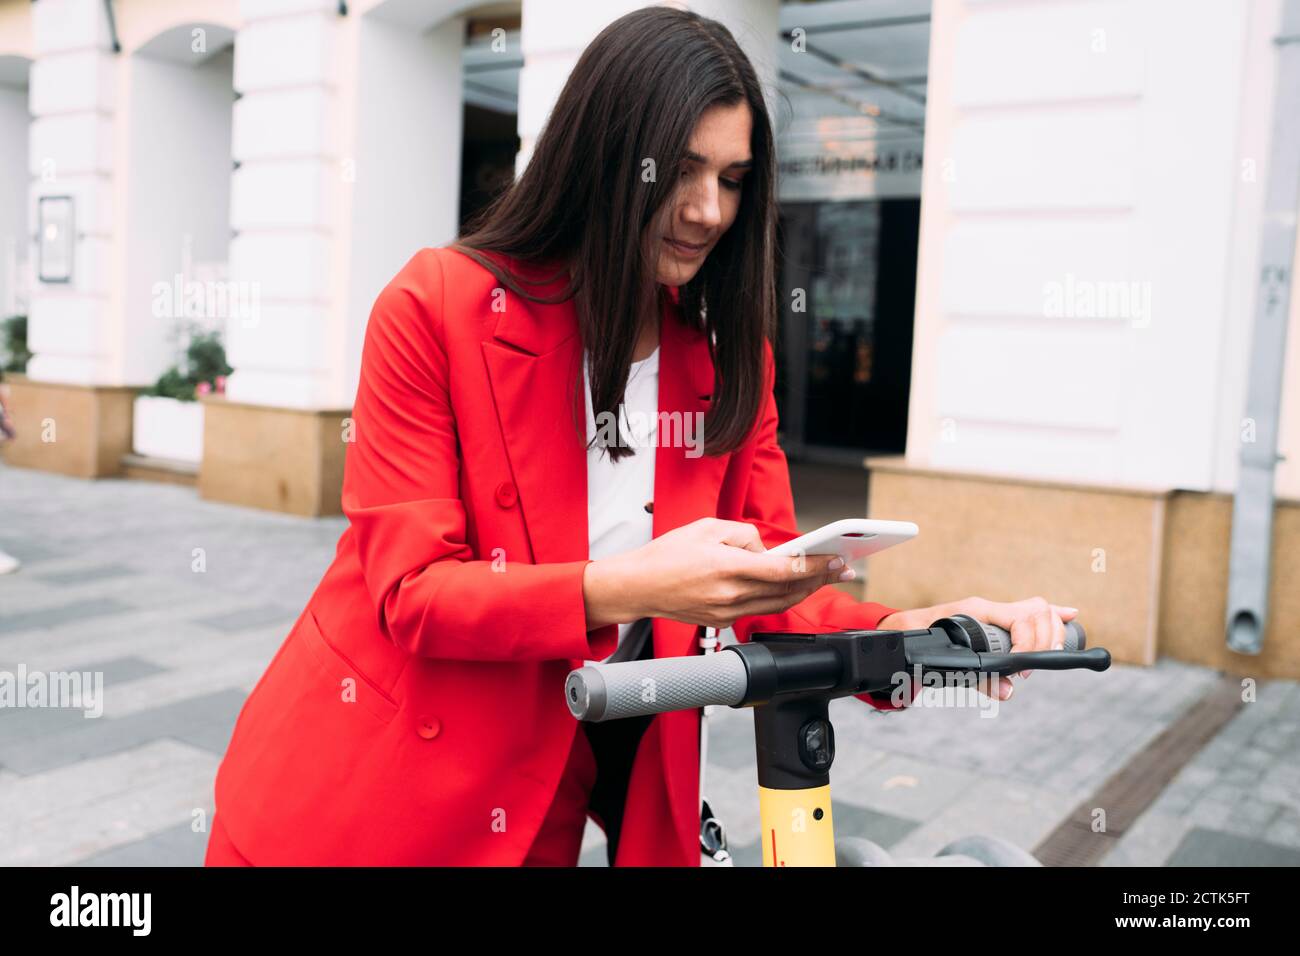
left=211, top=246, right=907, bottom=866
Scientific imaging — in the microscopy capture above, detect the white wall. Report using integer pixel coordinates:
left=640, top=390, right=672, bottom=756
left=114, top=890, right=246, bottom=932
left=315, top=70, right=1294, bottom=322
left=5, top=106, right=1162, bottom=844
left=1213, top=0, right=1300, bottom=500
left=226, top=0, right=340, bottom=409
left=223, top=0, right=486, bottom=410
left=908, top=0, right=1295, bottom=497
left=0, top=79, right=28, bottom=317
left=25, top=0, right=116, bottom=386
left=342, top=13, right=464, bottom=407
left=122, top=46, right=234, bottom=385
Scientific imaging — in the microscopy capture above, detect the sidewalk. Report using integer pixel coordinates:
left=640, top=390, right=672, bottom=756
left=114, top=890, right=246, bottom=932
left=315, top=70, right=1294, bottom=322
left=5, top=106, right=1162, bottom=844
left=1, top=462, right=1296, bottom=866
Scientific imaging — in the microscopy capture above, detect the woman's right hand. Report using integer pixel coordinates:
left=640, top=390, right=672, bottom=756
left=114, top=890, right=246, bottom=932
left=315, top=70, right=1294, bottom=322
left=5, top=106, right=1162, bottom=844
left=582, top=517, right=853, bottom=631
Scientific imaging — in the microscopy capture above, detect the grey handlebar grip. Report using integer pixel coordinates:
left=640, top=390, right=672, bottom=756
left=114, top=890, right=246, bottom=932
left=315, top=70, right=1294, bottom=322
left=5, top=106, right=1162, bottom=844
left=565, top=651, right=749, bottom=722
left=979, top=619, right=1086, bottom=654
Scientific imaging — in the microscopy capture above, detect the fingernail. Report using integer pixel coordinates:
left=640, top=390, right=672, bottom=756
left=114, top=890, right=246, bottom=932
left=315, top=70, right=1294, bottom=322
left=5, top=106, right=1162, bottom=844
left=1002, top=680, right=1014, bottom=700
left=1052, top=643, right=1063, bottom=651
left=828, top=557, right=844, bottom=571
left=1062, top=606, right=1079, bottom=614
left=838, top=568, right=856, bottom=582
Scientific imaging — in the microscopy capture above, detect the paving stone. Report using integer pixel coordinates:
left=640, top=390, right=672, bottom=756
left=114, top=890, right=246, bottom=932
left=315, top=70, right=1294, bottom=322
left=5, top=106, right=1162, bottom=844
left=1228, top=798, right=1284, bottom=836
left=1185, top=799, right=1239, bottom=831
left=705, top=716, right=758, bottom=772
left=37, top=565, right=137, bottom=587
left=76, top=820, right=211, bottom=867
left=192, top=604, right=299, bottom=633
left=0, top=597, right=136, bottom=636
left=1151, top=785, right=1193, bottom=816
left=0, top=699, right=103, bottom=741
left=0, top=653, right=169, bottom=721
left=888, top=775, right=1072, bottom=860
left=1178, top=764, right=1220, bottom=790
left=0, top=688, right=246, bottom=774
left=1221, top=762, right=1267, bottom=787
left=1099, top=809, right=1194, bottom=867
left=577, top=843, right=608, bottom=867
left=0, top=613, right=240, bottom=686
left=725, top=838, right=763, bottom=868
left=1264, top=809, right=1300, bottom=849
left=832, top=753, right=979, bottom=823
left=1167, top=827, right=1300, bottom=867
left=828, top=799, right=919, bottom=849
left=0, top=538, right=64, bottom=564
left=0, top=738, right=218, bottom=865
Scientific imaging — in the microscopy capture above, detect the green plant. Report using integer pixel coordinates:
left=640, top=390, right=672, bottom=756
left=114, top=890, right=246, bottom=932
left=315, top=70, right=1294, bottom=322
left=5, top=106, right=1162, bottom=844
left=186, top=331, right=233, bottom=385
left=145, top=366, right=198, bottom=401
left=142, top=330, right=233, bottom=402
left=2, top=315, right=31, bottom=374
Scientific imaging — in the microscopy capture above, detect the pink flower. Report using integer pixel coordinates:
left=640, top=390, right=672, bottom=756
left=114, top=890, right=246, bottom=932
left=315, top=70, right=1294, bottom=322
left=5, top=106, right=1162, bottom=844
left=196, top=381, right=212, bottom=397
left=215, top=375, right=227, bottom=394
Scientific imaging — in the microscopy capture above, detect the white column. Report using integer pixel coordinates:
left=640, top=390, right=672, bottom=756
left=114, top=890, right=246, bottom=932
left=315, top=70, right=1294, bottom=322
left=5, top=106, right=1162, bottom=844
left=907, top=0, right=1290, bottom=493
left=25, top=0, right=116, bottom=385
left=337, top=0, right=468, bottom=409
left=229, top=0, right=471, bottom=410
left=0, top=72, right=29, bottom=319
left=517, top=0, right=781, bottom=175
left=226, top=0, right=342, bottom=409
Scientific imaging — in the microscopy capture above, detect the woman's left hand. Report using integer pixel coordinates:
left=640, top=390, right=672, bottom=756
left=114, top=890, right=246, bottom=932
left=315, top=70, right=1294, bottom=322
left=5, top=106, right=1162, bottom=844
left=877, top=595, right=1079, bottom=701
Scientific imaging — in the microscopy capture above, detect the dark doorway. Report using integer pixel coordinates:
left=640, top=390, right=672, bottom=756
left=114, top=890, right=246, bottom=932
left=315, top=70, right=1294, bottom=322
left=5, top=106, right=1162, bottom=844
left=460, top=103, right=519, bottom=233
left=776, top=198, right=919, bottom=461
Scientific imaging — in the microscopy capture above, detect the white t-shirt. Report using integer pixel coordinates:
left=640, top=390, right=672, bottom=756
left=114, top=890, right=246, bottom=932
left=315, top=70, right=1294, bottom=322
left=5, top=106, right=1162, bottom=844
left=583, top=346, right=659, bottom=662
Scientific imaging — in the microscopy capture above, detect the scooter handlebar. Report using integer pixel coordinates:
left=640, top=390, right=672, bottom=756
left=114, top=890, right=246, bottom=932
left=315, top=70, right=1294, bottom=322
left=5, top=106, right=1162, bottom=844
left=941, top=614, right=1087, bottom=654
left=565, top=650, right=749, bottom=722
left=564, top=616, right=1106, bottom=723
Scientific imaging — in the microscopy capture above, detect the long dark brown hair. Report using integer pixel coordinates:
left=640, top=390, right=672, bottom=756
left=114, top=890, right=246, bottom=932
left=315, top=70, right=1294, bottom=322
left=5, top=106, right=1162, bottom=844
left=450, top=5, right=777, bottom=461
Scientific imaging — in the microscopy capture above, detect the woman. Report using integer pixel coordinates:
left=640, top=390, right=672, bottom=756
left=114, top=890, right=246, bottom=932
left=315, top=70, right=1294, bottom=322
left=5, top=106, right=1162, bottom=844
left=206, top=6, right=1076, bottom=868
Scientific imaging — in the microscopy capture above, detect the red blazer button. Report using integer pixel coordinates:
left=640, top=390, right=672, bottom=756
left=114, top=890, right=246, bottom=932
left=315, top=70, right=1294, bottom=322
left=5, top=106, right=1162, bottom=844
left=494, top=481, right=517, bottom=508
left=417, top=716, right=441, bottom=740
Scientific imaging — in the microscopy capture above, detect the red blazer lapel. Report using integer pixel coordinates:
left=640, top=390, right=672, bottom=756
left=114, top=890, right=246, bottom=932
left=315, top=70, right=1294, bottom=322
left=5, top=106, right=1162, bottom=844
left=482, top=260, right=724, bottom=573
left=480, top=260, right=588, bottom=567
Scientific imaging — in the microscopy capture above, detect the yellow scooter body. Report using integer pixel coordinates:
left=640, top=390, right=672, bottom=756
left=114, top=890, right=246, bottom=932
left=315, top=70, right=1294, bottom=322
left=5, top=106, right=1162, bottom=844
left=758, top=783, right=837, bottom=866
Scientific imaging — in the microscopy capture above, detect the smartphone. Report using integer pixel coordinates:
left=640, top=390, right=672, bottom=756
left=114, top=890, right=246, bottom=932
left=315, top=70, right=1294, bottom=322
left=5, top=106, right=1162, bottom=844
left=767, top=518, right=918, bottom=565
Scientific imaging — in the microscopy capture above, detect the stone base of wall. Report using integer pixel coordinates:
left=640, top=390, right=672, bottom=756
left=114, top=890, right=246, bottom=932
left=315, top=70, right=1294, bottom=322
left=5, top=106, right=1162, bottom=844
left=198, top=396, right=352, bottom=517
left=1159, top=492, right=1300, bottom=680
left=865, top=457, right=1299, bottom=680
left=0, top=375, right=136, bottom=478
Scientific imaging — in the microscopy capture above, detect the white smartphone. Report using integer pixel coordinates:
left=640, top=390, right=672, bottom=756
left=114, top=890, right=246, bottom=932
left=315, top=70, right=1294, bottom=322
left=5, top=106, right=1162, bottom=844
left=767, top=518, right=918, bottom=565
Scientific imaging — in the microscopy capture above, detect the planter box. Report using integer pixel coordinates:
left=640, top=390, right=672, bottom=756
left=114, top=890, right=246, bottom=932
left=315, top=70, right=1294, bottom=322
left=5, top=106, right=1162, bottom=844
left=0, top=374, right=137, bottom=477
left=132, top=395, right=204, bottom=464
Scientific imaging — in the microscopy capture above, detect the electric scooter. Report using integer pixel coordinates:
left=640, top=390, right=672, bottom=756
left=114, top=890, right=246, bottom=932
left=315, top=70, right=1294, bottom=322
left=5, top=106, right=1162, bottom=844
left=565, top=615, right=1111, bottom=867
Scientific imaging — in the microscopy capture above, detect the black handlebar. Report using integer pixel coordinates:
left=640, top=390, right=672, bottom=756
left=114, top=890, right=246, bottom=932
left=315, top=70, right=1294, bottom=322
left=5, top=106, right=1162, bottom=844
left=565, top=614, right=1111, bottom=722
